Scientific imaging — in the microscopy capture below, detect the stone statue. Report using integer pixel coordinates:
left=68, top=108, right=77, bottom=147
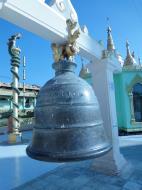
left=8, top=33, right=21, bottom=56
left=51, top=19, right=80, bottom=62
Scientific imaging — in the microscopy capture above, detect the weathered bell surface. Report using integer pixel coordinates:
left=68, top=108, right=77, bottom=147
left=26, top=60, right=111, bottom=162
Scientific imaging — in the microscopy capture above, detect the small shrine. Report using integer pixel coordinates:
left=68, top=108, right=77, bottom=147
left=80, top=27, right=142, bottom=133
left=114, top=41, right=142, bottom=133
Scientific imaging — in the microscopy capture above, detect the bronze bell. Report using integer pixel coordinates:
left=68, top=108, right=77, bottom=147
left=26, top=60, right=111, bottom=162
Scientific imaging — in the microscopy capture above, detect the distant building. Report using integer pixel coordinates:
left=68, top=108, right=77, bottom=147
left=114, top=42, right=142, bottom=132
left=0, top=82, right=40, bottom=113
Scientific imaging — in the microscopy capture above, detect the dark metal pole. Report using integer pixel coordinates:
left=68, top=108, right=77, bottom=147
left=23, top=56, right=26, bottom=111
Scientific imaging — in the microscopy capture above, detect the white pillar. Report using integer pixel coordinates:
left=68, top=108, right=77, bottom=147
left=88, top=57, right=129, bottom=175
left=8, top=98, right=12, bottom=110
left=34, top=97, right=36, bottom=107
left=39, top=0, right=45, bottom=2
left=23, top=96, right=26, bottom=110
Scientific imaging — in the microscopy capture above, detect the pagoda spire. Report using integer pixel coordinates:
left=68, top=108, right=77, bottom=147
left=138, top=57, right=141, bottom=66
left=132, top=51, right=135, bottom=58
left=107, top=26, right=115, bottom=51
left=124, top=41, right=136, bottom=66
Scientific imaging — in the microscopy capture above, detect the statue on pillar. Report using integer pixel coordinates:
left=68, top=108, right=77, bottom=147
left=7, top=33, right=22, bottom=143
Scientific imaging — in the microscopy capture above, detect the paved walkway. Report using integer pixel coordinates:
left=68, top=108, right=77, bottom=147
left=0, top=126, right=8, bottom=134
left=0, top=131, right=61, bottom=190
left=10, top=135, right=142, bottom=190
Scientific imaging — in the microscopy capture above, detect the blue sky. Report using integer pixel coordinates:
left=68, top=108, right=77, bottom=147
left=0, top=0, right=142, bottom=86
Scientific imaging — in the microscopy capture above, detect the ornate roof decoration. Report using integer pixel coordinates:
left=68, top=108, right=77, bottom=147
left=102, top=26, right=125, bottom=66
left=50, top=0, right=78, bottom=23
left=138, top=57, right=141, bottom=66
left=132, top=51, right=135, bottom=58
left=107, top=26, right=115, bottom=52
left=79, top=63, right=91, bottom=78
left=137, top=57, right=142, bottom=69
left=102, top=26, right=118, bottom=60
left=116, top=53, right=124, bottom=66
left=123, top=41, right=137, bottom=67
left=51, top=19, right=80, bottom=62
left=104, top=26, right=125, bottom=65
left=81, top=25, right=89, bottom=35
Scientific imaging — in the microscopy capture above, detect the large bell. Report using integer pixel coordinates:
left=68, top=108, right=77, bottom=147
left=26, top=60, right=111, bottom=162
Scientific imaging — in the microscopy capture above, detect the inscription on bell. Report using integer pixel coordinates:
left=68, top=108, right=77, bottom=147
left=41, top=89, right=89, bottom=100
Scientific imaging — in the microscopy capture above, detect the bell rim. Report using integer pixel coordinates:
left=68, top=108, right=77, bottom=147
left=26, top=144, right=112, bottom=163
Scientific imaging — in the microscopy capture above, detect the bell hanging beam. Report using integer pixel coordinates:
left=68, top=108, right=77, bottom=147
left=0, top=0, right=104, bottom=61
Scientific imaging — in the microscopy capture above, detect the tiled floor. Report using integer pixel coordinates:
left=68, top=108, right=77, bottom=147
left=13, top=155, right=142, bottom=190
left=0, top=131, right=61, bottom=190
left=1, top=132, right=142, bottom=190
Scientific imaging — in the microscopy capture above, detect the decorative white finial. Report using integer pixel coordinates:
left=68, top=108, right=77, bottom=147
left=102, top=26, right=116, bottom=59
left=126, top=40, right=130, bottom=55
left=138, top=57, right=141, bottom=66
left=124, top=41, right=136, bottom=67
left=107, top=26, right=115, bottom=51
left=79, top=58, right=90, bottom=78
left=81, top=25, right=88, bottom=35
left=132, top=51, right=135, bottom=58
left=50, top=0, right=78, bottom=23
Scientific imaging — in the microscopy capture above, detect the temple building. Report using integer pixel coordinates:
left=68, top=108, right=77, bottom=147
left=80, top=27, right=142, bottom=133
left=114, top=42, right=142, bottom=133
